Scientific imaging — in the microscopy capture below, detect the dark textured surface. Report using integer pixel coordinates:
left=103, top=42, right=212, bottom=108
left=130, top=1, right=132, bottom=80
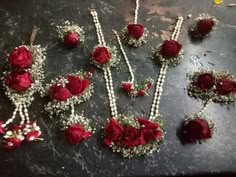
left=0, top=0, right=236, bottom=177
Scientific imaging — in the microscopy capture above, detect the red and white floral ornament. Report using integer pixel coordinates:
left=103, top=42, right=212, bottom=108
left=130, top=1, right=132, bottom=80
left=182, top=114, right=215, bottom=143
left=189, top=14, right=218, bottom=39
left=0, top=26, right=45, bottom=149
left=57, top=21, right=85, bottom=48
left=45, top=70, right=94, bottom=145
left=188, top=69, right=236, bottom=104
left=120, top=0, right=148, bottom=47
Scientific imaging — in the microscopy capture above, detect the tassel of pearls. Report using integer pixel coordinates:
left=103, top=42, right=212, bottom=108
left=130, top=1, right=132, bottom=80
left=113, top=30, right=135, bottom=84
left=149, top=16, right=183, bottom=120
left=134, top=0, right=139, bottom=24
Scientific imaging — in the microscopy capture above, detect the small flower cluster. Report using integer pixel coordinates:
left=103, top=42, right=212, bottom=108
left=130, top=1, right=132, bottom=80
left=91, top=45, right=120, bottom=69
left=2, top=45, right=46, bottom=105
left=189, top=14, right=218, bottom=39
left=182, top=113, right=215, bottom=143
left=122, top=78, right=153, bottom=97
left=120, top=23, right=148, bottom=47
left=188, top=70, right=236, bottom=104
left=153, top=40, right=184, bottom=66
left=103, top=114, right=164, bottom=158
left=45, top=70, right=94, bottom=117
left=1, top=121, right=41, bottom=149
left=57, top=20, right=85, bottom=48
left=61, top=113, right=94, bottom=145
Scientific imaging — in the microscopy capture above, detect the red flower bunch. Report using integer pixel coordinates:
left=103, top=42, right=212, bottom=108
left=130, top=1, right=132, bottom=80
left=6, top=46, right=34, bottom=92
left=64, top=124, right=92, bottom=145
left=197, top=19, right=215, bottom=36
left=49, top=75, right=90, bottom=101
left=127, top=24, right=145, bottom=39
left=160, top=40, right=182, bottom=58
left=183, top=118, right=212, bottom=143
left=122, top=81, right=153, bottom=97
left=64, top=32, right=80, bottom=48
left=92, top=46, right=111, bottom=64
left=104, top=118, right=162, bottom=147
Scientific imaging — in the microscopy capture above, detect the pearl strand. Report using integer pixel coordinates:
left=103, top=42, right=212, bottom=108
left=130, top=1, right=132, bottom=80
left=198, top=99, right=212, bottom=116
left=113, top=30, right=135, bottom=83
left=171, top=16, right=184, bottom=40
left=71, top=103, right=75, bottom=117
left=134, top=0, right=139, bottom=24
left=90, top=9, right=106, bottom=46
left=19, top=104, right=26, bottom=125
left=2, top=106, right=19, bottom=127
left=23, top=103, right=30, bottom=123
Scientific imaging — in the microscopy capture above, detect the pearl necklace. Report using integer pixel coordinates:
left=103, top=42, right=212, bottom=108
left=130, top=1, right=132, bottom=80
left=134, top=0, right=139, bottom=24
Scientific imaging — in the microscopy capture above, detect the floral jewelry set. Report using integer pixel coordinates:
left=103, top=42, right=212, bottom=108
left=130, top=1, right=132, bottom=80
left=0, top=1, right=235, bottom=158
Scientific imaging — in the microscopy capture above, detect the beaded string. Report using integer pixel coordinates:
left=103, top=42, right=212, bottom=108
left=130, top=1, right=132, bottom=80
left=149, top=16, right=184, bottom=121
left=113, top=30, right=135, bottom=84
left=134, top=0, right=139, bottom=24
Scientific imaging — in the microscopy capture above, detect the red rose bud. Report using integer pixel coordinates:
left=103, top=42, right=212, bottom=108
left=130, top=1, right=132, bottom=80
left=26, top=130, right=41, bottom=141
left=50, top=84, right=72, bottom=101
left=92, top=46, right=111, bottom=64
left=104, top=118, right=124, bottom=146
left=127, top=24, right=145, bottom=38
left=147, top=83, right=152, bottom=89
left=160, top=40, right=182, bottom=58
left=0, top=121, right=5, bottom=134
left=6, top=70, right=33, bottom=92
left=197, top=19, right=215, bottom=36
left=183, top=118, right=212, bottom=143
left=140, top=127, right=162, bottom=145
left=64, top=124, right=85, bottom=145
left=196, top=73, right=215, bottom=91
left=64, top=32, right=80, bottom=48
left=3, top=137, right=23, bottom=149
left=120, top=126, right=140, bottom=147
left=122, top=83, right=132, bottom=93
left=8, top=46, right=33, bottom=68
left=66, top=75, right=83, bottom=94
left=137, top=90, right=145, bottom=97
left=136, top=118, right=159, bottom=128
left=216, top=78, right=236, bottom=95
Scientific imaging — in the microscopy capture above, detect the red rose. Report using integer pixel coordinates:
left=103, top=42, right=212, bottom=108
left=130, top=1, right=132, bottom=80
left=216, top=78, right=236, bottom=95
left=8, top=46, right=33, bottom=68
left=3, top=137, right=23, bottom=149
left=183, top=118, right=212, bottom=143
left=136, top=117, right=159, bottom=128
left=140, top=127, right=162, bottom=145
left=64, top=32, right=80, bottom=48
left=120, top=126, right=140, bottom=147
left=137, top=90, right=145, bottom=97
left=64, top=124, right=87, bottom=145
left=0, top=121, right=5, bottom=134
left=196, top=73, right=215, bottom=91
left=127, top=24, right=145, bottom=38
left=66, top=75, right=90, bottom=96
left=92, top=46, right=111, bottom=64
left=50, top=84, right=72, bottom=101
left=160, top=40, right=182, bottom=58
left=104, top=118, right=124, bottom=146
left=6, top=70, right=33, bottom=92
left=197, top=19, right=215, bottom=36
left=147, top=83, right=152, bottom=89
left=26, top=130, right=41, bottom=141
left=122, top=83, right=132, bottom=93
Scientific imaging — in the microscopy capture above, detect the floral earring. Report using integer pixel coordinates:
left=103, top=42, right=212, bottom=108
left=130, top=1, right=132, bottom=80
left=180, top=69, right=236, bottom=143
left=57, top=21, right=85, bottom=48
left=189, top=14, right=218, bottom=40
left=45, top=70, right=95, bottom=145
left=0, top=26, right=46, bottom=149
left=121, top=0, right=148, bottom=47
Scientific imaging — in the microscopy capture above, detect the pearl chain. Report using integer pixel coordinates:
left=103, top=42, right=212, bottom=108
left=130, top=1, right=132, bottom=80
left=90, top=9, right=106, bottom=46
left=113, top=30, right=135, bottom=84
left=171, top=16, right=184, bottom=40
left=134, top=0, right=139, bottom=24
left=198, top=99, right=212, bottom=116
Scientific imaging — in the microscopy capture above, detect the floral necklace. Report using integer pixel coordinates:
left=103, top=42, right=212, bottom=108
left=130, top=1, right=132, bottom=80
left=120, top=0, right=148, bottom=47
left=90, top=9, right=184, bottom=157
left=0, top=26, right=46, bottom=149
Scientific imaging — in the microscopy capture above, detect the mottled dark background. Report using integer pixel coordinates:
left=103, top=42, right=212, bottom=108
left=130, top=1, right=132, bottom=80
left=0, top=0, right=236, bottom=177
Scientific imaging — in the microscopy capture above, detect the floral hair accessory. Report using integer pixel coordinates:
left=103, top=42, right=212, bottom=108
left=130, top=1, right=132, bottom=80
left=57, top=20, right=85, bottom=48
left=189, top=14, right=218, bottom=40
left=45, top=70, right=94, bottom=144
left=113, top=30, right=153, bottom=97
left=0, top=26, right=45, bottom=149
left=120, top=0, right=148, bottom=47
